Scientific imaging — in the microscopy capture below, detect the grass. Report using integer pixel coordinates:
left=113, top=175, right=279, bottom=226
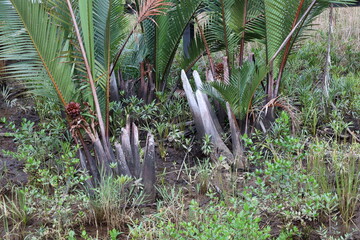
left=307, top=141, right=360, bottom=228
left=0, top=188, right=31, bottom=239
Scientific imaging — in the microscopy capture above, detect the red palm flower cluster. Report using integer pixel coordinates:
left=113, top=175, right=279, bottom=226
left=215, top=62, right=224, bottom=75
left=66, top=102, right=81, bottom=119
left=215, top=62, right=224, bottom=81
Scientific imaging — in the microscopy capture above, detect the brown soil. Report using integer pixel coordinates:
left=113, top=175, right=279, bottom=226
left=0, top=88, right=38, bottom=191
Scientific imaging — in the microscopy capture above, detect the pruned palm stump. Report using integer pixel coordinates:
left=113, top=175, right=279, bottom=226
left=68, top=103, right=156, bottom=202
left=181, top=70, right=246, bottom=169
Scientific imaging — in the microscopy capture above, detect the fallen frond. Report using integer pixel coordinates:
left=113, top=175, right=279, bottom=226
left=260, top=96, right=300, bottom=135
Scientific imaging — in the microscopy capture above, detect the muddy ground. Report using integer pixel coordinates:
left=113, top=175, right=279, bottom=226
left=0, top=80, right=360, bottom=239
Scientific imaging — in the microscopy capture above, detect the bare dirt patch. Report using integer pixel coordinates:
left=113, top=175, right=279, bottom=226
left=0, top=86, right=38, bottom=191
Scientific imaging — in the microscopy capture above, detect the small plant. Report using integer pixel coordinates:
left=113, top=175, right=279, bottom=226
left=109, top=228, right=122, bottom=240
left=90, top=175, right=144, bottom=230
left=129, top=193, right=271, bottom=240
left=329, top=110, right=352, bottom=142
left=0, top=188, right=32, bottom=237
left=306, top=141, right=333, bottom=194
left=194, top=158, right=213, bottom=195
left=0, top=85, right=17, bottom=108
left=154, top=122, right=171, bottom=159
left=201, top=134, right=213, bottom=156
left=333, top=143, right=360, bottom=228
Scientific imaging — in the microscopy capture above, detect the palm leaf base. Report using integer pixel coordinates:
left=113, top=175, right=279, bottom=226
left=78, top=121, right=156, bottom=203
left=181, top=70, right=246, bottom=169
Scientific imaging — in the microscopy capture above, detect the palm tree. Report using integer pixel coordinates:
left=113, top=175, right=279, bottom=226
left=181, top=0, right=355, bottom=169
left=0, top=0, right=177, bottom=200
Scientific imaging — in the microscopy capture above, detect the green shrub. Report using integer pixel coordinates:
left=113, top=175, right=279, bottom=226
left=130, top=195, right=271, bottom=240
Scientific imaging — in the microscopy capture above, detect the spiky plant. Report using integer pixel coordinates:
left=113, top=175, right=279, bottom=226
left=203, top=60, right=267, bottom=121
left=0, top=0, right=168, bottom=195
left=133, top=0, right=203, bottom=90
left=199, top=0, right=355, bottom=122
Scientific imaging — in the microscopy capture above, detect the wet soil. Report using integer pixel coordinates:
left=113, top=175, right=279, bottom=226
left=0, top=88, right=38, bottom=191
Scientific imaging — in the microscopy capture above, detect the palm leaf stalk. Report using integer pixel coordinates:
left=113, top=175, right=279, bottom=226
left=238, top=0, right=248, bottom=66
left=273, top=0, right=305, bottom=96
left=195, top=16, right=216, bottom=76
left=267, top=0, right=316, bottom=101
left=66, top=0, right=106, bottom=143
left=220, top=0, right=231, bottom=70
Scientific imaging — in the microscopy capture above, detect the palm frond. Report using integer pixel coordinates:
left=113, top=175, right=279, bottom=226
left=265, top=0, right=355, bottom=67
left=79, top=0, right=95, bottom=74
left=0, top=0, right=76, bottom=106
left=181, top=34, right=205, bottom=72
left=93, top=0, right=129, bottom=68
left=137, top=0, right=172, bottom=23
left=204, top=0, right=239, bottom=65
left=154, top=0, right=203, bottom=88
left=202, top=0, right=265, bottom=66
left=203, top=60, right=267, bottom=120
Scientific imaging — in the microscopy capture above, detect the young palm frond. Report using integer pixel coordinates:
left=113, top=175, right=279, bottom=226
left=137, top=0, right=172, bottom=24
left=203, top=60, right=267, bottom=120
left=94, top=0, right=129, bottom=68
left=110, top=0, right=171, bottom=76
left=93, top=0, right=130, bottom=136
left=0, top=0, right=76, bottom=107
left=204, top=0, right=239, bottom=66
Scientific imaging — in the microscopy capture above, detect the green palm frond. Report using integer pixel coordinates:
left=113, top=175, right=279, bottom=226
left=264, top=0, right=355, bottom=67
left=244, top=1, right=266, bottom=42
left=94, top=0, right=129, bottom=68
left=288, top=0, right=356, bottom=50
left=202, top=0, right=265, bottom=66
left=79, top=0, right=95, bottom=75
left=264, top=0, right=302, bottom=66
left=0, top=0, right=76, bottom=107
left=202, top=60, right=267, bottom=120
left=157, top=0, right=203, bottom=88
left=144, top=0, right=202, bottom=89
left=43, top=0, right=75, bottom=34
left=204, top=0, right=239, bottom=65
left=180, top=34, right=205, bottom=72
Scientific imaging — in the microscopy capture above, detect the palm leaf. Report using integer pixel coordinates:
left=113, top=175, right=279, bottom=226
left=94, top=0, right=129, bottom=69
left=265, top=0, right=355, bottom=67
left=154, top=0, right=203, bottom=89
left=79, top=0, right=95, bottom=75
left=204, top=0, right=239, bottom=65
left=203, top=60, right=266, bottom=120
left=0, top=0, right=76, bottom=107
left=180, top=34, right=206, bottom=72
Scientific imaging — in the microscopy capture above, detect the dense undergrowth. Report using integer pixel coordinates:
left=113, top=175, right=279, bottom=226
left=0, top=31, right=359, bottom=239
